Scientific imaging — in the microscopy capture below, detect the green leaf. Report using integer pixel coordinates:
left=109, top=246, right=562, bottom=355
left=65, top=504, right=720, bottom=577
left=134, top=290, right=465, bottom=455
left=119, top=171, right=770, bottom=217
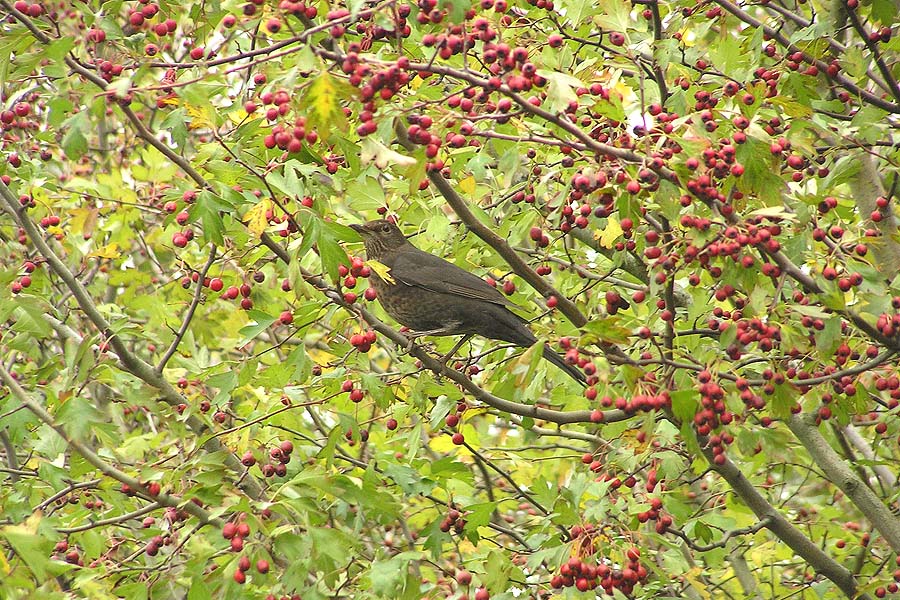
left=237, top=310, right=277, bottom=345
left=383, top=462, right=426, bottom=495
left=187, top=575, right=213, bottom=600
left=61, top=112, right=90, bottom=161
left=56, top=396, right=106, bottom=441
left=160, top=108, right=190, bottom=149
left=12, top=303, right=53, bottom=336
left=369, top=554, right=414, bottom=596
left=318, top=229, right=349, bottom=283
left=871, top=0, right=897, bottom=23
left=539, top=70, right=582, bottom=113
left=1, top=523, right=54, bottom=579
left=346, top=176, right=385, bottom=210
left=814, top=317, right=842, bottom=358
left=45, top=37, right=74, bottom=62
left=670, top=389, right=698, bottom=424
left=735, top=136, right=784, bottom=205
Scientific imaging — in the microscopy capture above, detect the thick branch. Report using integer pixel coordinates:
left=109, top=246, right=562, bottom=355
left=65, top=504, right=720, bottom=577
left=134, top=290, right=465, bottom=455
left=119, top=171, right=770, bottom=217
left=714, top=0, right=900, bottom=114
left=708, top=451, right=867, bottom=598
left=788, top=413, right=900, bottom=553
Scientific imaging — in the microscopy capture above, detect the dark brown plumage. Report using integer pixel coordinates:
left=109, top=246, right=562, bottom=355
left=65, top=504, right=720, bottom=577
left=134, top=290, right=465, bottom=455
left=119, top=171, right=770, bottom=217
left=350, top=219, right=586, bottom=384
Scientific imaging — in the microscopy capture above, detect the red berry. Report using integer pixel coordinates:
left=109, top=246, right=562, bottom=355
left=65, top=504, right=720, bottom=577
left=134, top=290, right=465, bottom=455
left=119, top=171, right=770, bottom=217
left=222, top=522, right=237, bottom=539
left=238, top=556, right=251, bottom=572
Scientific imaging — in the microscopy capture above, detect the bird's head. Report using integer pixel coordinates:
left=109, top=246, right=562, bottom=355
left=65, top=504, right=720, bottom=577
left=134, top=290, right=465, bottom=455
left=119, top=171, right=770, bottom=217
left=349, top=219, right=409, bottom=257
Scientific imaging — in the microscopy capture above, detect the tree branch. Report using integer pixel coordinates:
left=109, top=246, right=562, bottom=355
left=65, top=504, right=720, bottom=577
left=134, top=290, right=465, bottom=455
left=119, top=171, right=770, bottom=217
left=156, top=245, right=218, bottom=373
left=788, top=412, right=900, bottom=553
left=0, top=182, right=265, bottom=501
left=0, top=362, right=220, bottom=528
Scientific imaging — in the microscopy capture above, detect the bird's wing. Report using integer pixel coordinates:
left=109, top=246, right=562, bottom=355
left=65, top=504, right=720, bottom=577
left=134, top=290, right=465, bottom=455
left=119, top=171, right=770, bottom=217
left=390, top=248, right=519, bottom=308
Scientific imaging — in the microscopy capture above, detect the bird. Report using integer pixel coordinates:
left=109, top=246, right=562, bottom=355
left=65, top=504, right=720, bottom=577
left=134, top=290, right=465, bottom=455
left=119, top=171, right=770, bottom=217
left=349, top=219, right=587, bottom=384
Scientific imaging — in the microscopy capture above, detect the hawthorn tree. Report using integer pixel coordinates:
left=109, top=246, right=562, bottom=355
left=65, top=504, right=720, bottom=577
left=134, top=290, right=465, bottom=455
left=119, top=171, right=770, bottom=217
left=1, top=0, right=900, bottom=598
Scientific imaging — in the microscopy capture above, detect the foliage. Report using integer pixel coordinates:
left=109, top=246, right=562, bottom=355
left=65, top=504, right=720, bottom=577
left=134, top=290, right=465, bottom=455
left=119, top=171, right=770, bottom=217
left=1, top=0, right=900, bottom=598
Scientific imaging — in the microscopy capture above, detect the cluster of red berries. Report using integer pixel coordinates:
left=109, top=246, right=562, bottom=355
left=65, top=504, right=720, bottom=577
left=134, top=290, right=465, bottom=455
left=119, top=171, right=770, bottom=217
left=217, top=282, right=254, bottom=310
left=144, top=533, right=171, bottom=556
left=53, top=540, right=83, bottom=565
left=590, top=391, right=671, bottom=417
left=444, top=400, right=469, bottom=445
left=263, top=116, right=317, bottom=154
left=126, top=0, right=160, bottom=28
left=277, top=0, right=318, bottom=18
left=222, top=519, right=252, bottom=551
left=349, top=330, right=377, bottom=353
left=338, top=257, right=372, bottom=304
left=550, top=550, right=648, bottom=596
left=439, top=506, right=467, bottom=534
left=171, top=228, right=195, bottom=249
left=350, top=4, right=411, bottom=43
left=1, top=99, right=37, bottom=131
left=556, top=338, right=595, bottom=384
left=242, top=440, right=293, bottom=478
left=12, top=0, right=44, bottom=16
left=733, top=377, right=765, bottom=413
left=344, top=426, right=369, bottom=445
left=876, top=304, right=900, bottom=338
left=233, top=553, right=270, bottom=584
left=341, top=378, right=365, bottom=404
left=10, top=260, right=37, bottom=294
left=729, top=316, right=782, bottom=360
left=694, top=371, right=734, bottom=455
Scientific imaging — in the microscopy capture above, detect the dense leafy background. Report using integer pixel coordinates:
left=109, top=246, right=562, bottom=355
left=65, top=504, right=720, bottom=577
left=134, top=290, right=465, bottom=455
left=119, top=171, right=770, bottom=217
left=2, top=0, right=900, bottom=598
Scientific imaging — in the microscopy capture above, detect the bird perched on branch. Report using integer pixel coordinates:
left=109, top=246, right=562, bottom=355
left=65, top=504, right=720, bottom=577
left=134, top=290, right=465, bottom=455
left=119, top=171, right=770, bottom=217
left=349, top=219, right=586, bottom=384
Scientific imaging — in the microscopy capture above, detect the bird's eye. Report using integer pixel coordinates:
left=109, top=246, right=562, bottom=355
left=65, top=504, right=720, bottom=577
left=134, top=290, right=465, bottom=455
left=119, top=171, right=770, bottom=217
left=381, top=224, right=391, bottom=233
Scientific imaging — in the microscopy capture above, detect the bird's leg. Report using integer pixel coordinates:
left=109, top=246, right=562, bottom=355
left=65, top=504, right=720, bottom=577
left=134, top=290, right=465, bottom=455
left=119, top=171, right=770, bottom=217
left=440, top=334, right=472, bottom=365
left=402, top=323, right=464, bottom=354
left=401, top=327, right=451, bottom=352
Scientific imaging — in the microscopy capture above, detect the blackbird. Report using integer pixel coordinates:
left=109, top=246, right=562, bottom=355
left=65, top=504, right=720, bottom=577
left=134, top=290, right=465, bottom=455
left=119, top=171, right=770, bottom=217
left=350, top=219, right=586, bottom=384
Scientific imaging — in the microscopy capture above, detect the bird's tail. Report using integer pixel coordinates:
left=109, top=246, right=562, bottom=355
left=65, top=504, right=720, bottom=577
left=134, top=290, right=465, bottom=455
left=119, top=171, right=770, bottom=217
left=542, top=344, right=587, bottom=385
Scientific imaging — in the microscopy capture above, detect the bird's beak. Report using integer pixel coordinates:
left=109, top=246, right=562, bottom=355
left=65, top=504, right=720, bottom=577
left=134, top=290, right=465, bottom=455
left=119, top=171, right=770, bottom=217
left=349, top=224, right=368, bottom=236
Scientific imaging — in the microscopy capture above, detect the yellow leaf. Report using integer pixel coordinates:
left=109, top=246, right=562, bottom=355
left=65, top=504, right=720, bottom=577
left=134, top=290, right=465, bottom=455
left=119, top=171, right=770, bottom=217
left=366, top=260, right=395, bottom=284
left=682, top=566, right=711, bottom=599
left=459, top=407, right=488, bottom=422
left=243, top=198, right=272, bottom=237
left=182, top=102, right=214, bottom=130
left=70, top=206, right=98, bottom=239
left=429, top=434, right=471, bottom=455
left=596, top=216, right=623, bottom=248
left=459, top=176, right=476, bottom=195
left=88, top=243, right=121, bottom=259
left=158, top=95, right=180, bottom=108
left=304, top=72, right=349, bottom=138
